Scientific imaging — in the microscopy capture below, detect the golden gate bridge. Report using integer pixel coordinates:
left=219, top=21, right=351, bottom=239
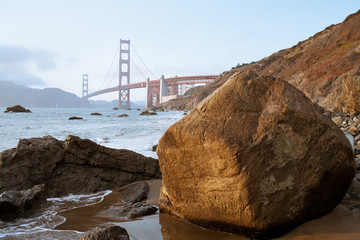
left=81, top=39, right=218, bottom=108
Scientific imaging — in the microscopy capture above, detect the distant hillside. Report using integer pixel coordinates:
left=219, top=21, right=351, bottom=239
left=0, top=81, right=82, bottom=108
left=0, top=80, right=144, bottom=108
left=162, top=9, right=360, bottom=112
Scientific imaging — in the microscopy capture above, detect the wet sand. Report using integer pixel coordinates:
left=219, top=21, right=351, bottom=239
left=56, top=179, right=360, bottom=240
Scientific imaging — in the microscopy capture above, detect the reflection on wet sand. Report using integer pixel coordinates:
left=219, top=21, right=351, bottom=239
left=55, top=179, right=360, bottom=240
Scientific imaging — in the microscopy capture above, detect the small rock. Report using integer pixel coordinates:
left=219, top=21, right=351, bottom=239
left=4, top=105, right=31, bottom=113
left=347, top=179, right=360, bottom=200
left=113, top=107, right=119, bottom=110
left=348, top=126, right=359, bottom=135
left=126, top=203, right=157, bottom=218
left=90, top=113, right=102, bottom=116
left=151, top=145, right=157, bottom=152
left=139, top=110, right=157, bottom=116
left=69, top=116, right=83, bottom=120
left=79, top=225, right=129, bottom=240
left=118, top=114, right=128, bottom=118
left=331, top=116, right=343, bottom=125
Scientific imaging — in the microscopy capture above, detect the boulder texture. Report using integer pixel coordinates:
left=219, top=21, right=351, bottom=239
left=157, top=72, right=356, bottom=238
left=79, top=225, right=129, bottom=240
left=0, top=135, right=161, bottom=197
left=0, top=184, right=45, bottom=219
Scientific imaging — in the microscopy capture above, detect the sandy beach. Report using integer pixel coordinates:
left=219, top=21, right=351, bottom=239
left=54, top=179, right=360, bottom=239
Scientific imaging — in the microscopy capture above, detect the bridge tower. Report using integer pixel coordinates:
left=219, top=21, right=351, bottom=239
left=119, top=39, right=130, bottom=109
left=82, top=74, right=89, bottom=97
left=81, top=74, right=89, bottom=107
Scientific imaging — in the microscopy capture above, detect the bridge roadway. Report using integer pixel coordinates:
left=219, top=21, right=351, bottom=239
left=84, top=75, right=219, bottom=99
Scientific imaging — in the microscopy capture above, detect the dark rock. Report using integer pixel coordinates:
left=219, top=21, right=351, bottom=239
left=347, top=179, right=360, bottom=200
left=100, top=181, right=158, bottom=219
left=4, top=105, right=31, bottom=113
left=0, top=135, right=161, bottom=197
left=118, top=114, right=128, bottom=118
left=140, top=110, right=157, bottom=116
left=69, top=116, right=83, bottom=120
left=126, top=203, right=157, bottom=218
left=0, top=184, right=45, bottom=219
left=115, top=181, right=149, bottom=203
left=79, top=224, right=129, bottom=240
left=151, top=145, right=157, bottom=152
left=157, top=72, right=355, bottom=238
left=113, top=107, right=119, bottom=110
left=90, top=113, right=102, bottom=116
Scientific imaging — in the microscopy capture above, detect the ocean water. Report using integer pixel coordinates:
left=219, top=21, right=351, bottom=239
left=0, top=107, right=184, bottom=239
left=0, top=107, right=184, bottom=158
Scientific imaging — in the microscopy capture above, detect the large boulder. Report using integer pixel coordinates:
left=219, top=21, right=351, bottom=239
left=0, top=184, right=45, bottom=219
left=157, top=72, right=355, bottom=238
left=0, top=135, right=161, bottom=197
left=79, top=225, right=129, bottom=240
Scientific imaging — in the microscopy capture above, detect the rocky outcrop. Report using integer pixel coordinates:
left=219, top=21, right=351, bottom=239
left=118, top=114, right=128, bottom=117
left=0, top=184, right=45, bottom=219
left=0, top=135, right=161, bottom=197
left=140, top=110, right=157, bottom=115
left=69, top=116, right=83, bottom=120
left=4, top=105, right=31, bottom=113
left=161, top=10, right=360, bottom=112
left=79, top=225, right=129, bottom=240
left=157, top=72, right=355, bottom=238
left=90, top=113, right=102, bottom=116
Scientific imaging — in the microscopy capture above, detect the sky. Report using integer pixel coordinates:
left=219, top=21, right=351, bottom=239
left=0, top=1, right=359, bottom=101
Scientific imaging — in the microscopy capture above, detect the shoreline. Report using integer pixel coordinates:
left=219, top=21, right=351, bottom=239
left=55, top=179, right=360, bottom=240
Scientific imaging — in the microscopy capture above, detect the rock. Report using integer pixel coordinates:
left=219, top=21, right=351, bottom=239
left=157, top=72, right=355, bottom=238
left=115, top=181, right=149, bottom=203
left=114, top=181, right=157, bottom=219
left=0, top=135, right=162, bottom=197
left=355, top=158, right=360, bottom=170
left=98, top=181, right=158, bottom=219
left=113, top=107, right=119, bottom=110
left=69, top=116, right=83, bottom=120
left=151, top=145, right=157, bottom=152
left=118, top=114, right=128, bottom=117
left=125, top=203, right=157, bottom=218
left=356, top=173, right=360, bottom=181
left=332, top=116, right=343, bottom=125
left=79, top=225, right=129, bottom=240
left=347, top=179, right=360, bottom=200
left=4, top=105, right=31, bottom=113
left=348, top=126, right=359, bottom=135
left=140, top=110, right=157, bottom=116
left=0, top=184, right=45, bottom=219
left=90, top=113, right=102, bottom=116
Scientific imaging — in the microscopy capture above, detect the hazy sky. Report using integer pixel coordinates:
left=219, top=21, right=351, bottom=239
left=0, top=1, right=359, bottom=101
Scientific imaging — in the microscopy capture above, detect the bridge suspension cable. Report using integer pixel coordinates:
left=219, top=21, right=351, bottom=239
left=130, top=57, right=148, bottom=81
left=130, top=42, right=158, bottom=79
left=96, top=42, right=120, bottom=91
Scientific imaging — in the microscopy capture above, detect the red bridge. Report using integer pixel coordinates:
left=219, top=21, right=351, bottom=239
left=81, top=40, right=218, bottom=108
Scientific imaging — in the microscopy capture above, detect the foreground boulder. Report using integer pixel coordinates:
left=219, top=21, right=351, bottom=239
left=79, top=225, right=129, bottom=240
left=0, top=184, right=45, bottom=219
left=0, top=135, right=161, bottom=197
left=4, top=105, right=31, bottom=113
left=157, top=72, right=355, bottom=238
